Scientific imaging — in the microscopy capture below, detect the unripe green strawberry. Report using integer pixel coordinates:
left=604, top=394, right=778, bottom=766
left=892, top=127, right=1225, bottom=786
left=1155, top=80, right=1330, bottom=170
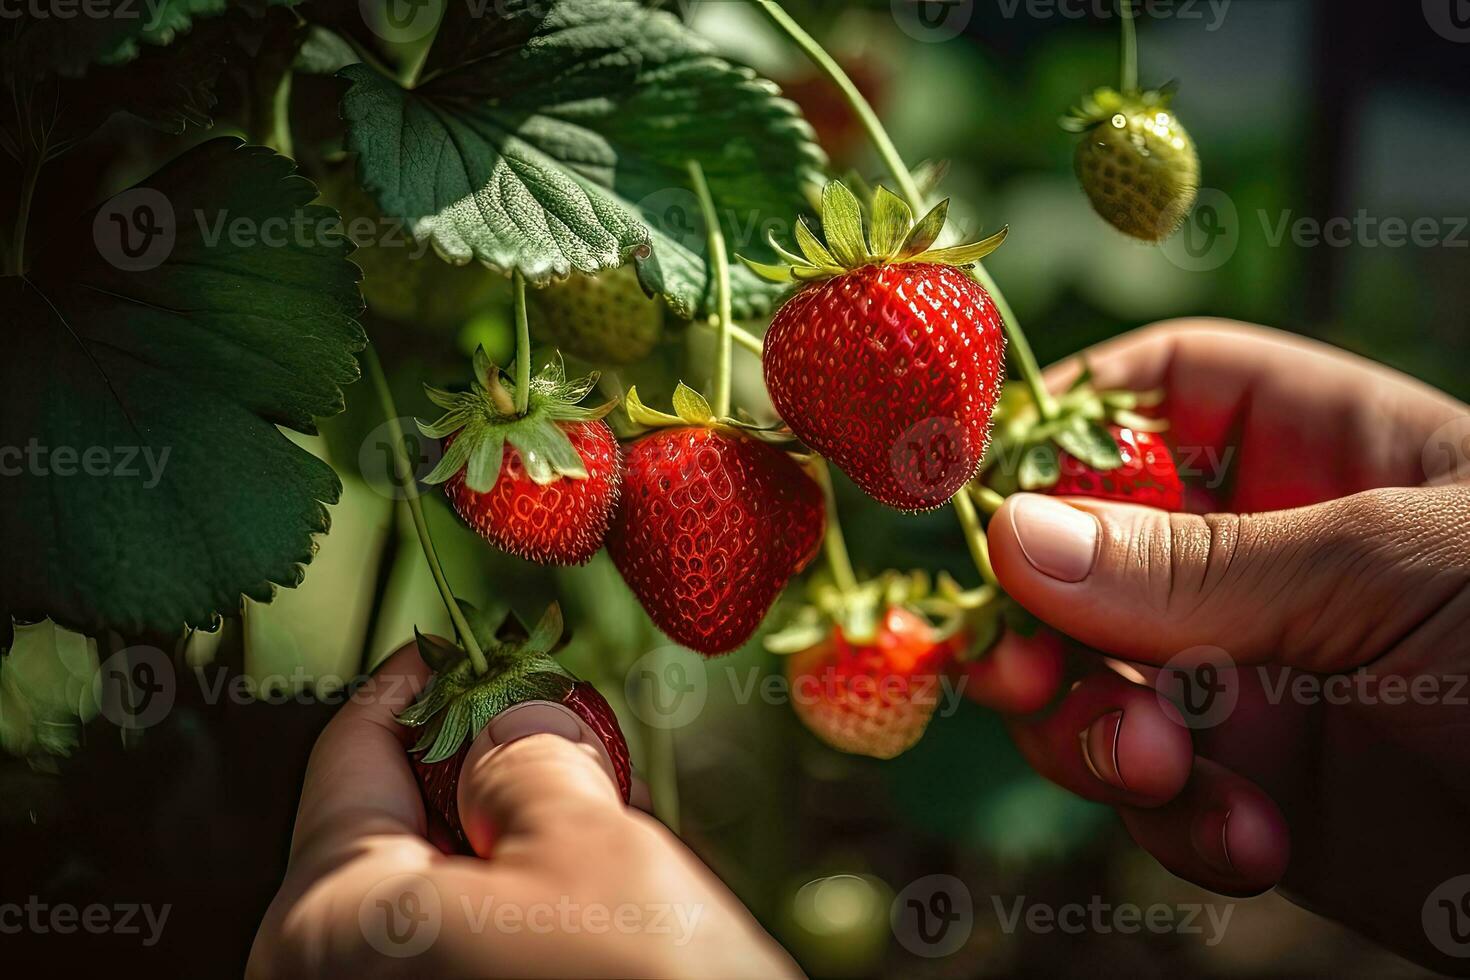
left=1064, top=87, right=1199, bottom=243
left=528, top=266, right=663, bottom=365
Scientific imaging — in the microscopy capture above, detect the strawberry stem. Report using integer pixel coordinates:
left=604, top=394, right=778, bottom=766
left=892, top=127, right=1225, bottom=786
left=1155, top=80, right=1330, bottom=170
left=814, top=460, right=859, bottom=594
left=512, top=271, right=531, bottom=415
left=752, top=0, right=1058, bottom=423
left=687, top=159, right=734, bottom=418
left=970, top=482, right=1007, bottom=516
left=1120, top=0, right=1139, bottom=93
left=8, top=150, right=41, bottom=275
left=952, top=487, right=999, bottom=588
left=364, top=343, right=491, bottom=676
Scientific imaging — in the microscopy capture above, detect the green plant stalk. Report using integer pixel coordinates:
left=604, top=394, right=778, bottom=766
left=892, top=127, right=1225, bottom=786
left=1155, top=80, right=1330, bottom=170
left=699, top=318, right=764, bottom=357
left=970, top=482, right=1007, bottom=515
left=814, top=461, right=859, bottom=593
left=752, top=0, right=1058, bottom=422
left=364, top=343, right=490, bottom=675
left=512, top=271, right=531, bottom=415
left=1121, top=0, right=1139, bottom=93
left=639, top=645, right=681, bottom=833
left=687, top=159, right=734, bottom=418
left=952, top=487, right=999, bottom=588
left=8, top=151, right=41, bottom=276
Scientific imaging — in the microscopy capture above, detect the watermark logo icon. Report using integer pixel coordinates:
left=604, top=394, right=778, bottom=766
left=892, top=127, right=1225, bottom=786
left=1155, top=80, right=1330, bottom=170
left=1424, top=0, right=1470, bottom=42
left=1422, top=416, right=1470, bottom=484
left=1160, top=188, right=1239, bottom=272
left=891, top=874, right=972, bottom=958
left=890, top=416, right=968, bottom=498
left=635, top=186, right=705, bottom=255
left=892, top=0, right=973, bottom=43
left=360, top=417, right=445, bottom=501
left=362, top=0, right=444, bottom=44
left=94, top=188, right=176, bottom=272
left=1156, top=645, right=1239, bottom=729
left=94, top=646, right=175, bottom=730
left=625, top=646, right=707, bottom=730
left=1424, top=875, right=1470, bottom=957
left=359, top=874, right=442, bottom=958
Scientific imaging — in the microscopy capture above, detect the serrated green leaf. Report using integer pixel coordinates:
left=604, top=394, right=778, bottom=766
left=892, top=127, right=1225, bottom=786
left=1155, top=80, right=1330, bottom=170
left=1018, top=444, right=1062, bottom=491
left=338, top=0, right=824, bottom=320
left=1054, top=419, right=1125, bottom=471
left=0, top=138, right=363, bottom=637
left=869, top=187, right=913, bottom=258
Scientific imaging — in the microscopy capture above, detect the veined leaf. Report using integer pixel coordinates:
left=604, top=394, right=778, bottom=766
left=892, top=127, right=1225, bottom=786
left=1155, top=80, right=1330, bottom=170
left=0, top=138, right=365, bottom=637
left=338, top=0, right=825, bottom=319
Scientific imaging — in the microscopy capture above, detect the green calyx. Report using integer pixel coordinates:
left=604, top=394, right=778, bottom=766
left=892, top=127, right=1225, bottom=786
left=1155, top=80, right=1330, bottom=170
left=418, top=347, right=616, bottom=493
left=624, top=382, right=793, bottom=444
left=1060, top=84, right=1179, bottom=132
left=398, top=600, right=578, bottom=764
left=737, top=180, right=1008, bottom=285
left=981, top=365, right=1166, bottom=495
left=765, top=570, right=965, bottom=653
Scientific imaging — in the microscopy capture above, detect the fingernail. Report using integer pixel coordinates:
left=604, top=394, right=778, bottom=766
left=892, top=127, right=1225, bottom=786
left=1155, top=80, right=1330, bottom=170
left=1193, top=807, right=1236, bottom=874
left=1009, top=494, right=1100, bottom=583
left=1079, top=710, right=1128, bottom=790
left=488, top=701, right=583, bottom=745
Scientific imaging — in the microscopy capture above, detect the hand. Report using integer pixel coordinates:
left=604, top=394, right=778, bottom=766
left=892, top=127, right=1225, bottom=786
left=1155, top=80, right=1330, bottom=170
left=968, top=319, right=1470, bottom=971
left=247, top=645, right=800, bottom=979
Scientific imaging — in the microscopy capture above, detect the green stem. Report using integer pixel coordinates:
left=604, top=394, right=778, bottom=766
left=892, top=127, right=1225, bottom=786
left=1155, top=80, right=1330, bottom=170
left=9, top=152, right=41, bottom=276
left=639, top=664, right=681, bottom=833
left=512, top=271, right=531, bottom=415
left=971, top=482, right=1007, bottom=515
left=364, top=343, right=490, bottom=675
left=686, top=159, right=733, bottom=418
left=699, top=318, right=763, bottom=357
left=814, top=461, right=859, bottom=593
left=952, top=489, right=998, bottom=588
left=752, top=0, right=1057, bottom=422
left=752, top=0, right=922, bottom=214
left=1120, top=0, right=1139, bottom=93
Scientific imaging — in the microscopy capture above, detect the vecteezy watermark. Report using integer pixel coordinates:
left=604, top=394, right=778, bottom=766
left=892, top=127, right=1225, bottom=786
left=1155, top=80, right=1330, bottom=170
left=0, top=897, right=171, bottom=947
left=892, top=0, right=1230, bottom=44
left=1422, top=415, right=1470, bottom=485
left=94, top=645, right=176, bottom=731
left=1162, top=192, right=1470, bottom=273
left=0, top=440, right=170, bottom=488
left=1155, top=645, right=1239, bottom=729
left=984, top=437, right=1236, bottom=490
left=989, top=894, right=1234, bottom=946
left=891, top=0, right=974, bottom=43
left=360, top=417, right=445, bottom=502
left=1424, top=875, right=1470, bottom=958
left=625, top=646, right=709, bottom=730
left=0, top=0, right=174, bottom=27
left=357, top=874, right=705, bottom=960
left=94, top=188, right=176, bottom=272
left=891, top=875, right=974, bottom=957
left=1423, top=0, right=1470, bottom=43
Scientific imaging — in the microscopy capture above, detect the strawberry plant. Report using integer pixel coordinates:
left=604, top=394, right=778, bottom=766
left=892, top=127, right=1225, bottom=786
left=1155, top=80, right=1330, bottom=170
left=1, top=0, right=1199, bottom=820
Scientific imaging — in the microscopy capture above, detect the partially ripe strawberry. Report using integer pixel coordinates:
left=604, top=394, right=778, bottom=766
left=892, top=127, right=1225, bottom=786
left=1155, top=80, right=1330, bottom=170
left=528, top=266, right=663, bottom=365
left=1064, top=86, right=1199, bottom=242
left=607, top=386, right=824, bottom=656
left=421, top=349, right=620, bottom=565
left=785, top=606, right=952, bottom=760
left=1049, top=424, right=1183, bottom=511
left=745, top=182, right=1009, bottom=512
left=402, top=605, right=632, bottom=851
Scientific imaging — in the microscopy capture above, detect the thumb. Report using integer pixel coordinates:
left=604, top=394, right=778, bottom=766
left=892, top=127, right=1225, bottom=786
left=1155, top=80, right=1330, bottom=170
left=989, top=486, right=1470, bottom=669
left=456, top=701, right=624, bottom=859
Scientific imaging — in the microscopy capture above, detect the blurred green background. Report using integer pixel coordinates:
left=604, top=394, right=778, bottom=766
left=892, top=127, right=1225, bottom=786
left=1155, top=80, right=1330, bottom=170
left=3, top=1, right=1466, bottom=975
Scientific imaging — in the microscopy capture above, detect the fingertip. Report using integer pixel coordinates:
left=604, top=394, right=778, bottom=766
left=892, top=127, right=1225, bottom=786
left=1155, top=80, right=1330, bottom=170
left=959, top=628, right=1066, bottom=715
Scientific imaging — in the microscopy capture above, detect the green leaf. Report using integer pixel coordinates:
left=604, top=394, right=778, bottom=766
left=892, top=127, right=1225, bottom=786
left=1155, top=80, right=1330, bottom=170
left=1018, top=444, right=1062, bottom=491
left=671, top=383, right=715, bottom=425
left=464, top=431, right=507, bottom=493
left=898, top=199, right=950, bottom=259
left=0, top=139, right=364, bottom=637
left=415, top=628, right=466, bottom=673
left=338, top=0, right=824, bottom=319
left=818, top=181, right=869, bottom=268
left=869, top=186, right=913, bottom=258
left=1054, top=419, right=1125, bottom=472
left=913, top=226, right=1010, bottom=267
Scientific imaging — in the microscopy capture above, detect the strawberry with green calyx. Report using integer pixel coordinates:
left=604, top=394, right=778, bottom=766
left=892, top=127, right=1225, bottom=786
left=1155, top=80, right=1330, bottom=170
left=768, top=571, right=965, bottom=760
left=419, top=347, right=622, bottom=565
left=606, top=383, right=825, bottom=656
left=528, top=265, right=664, bottom=366
left=1063, top=85, right=1200, bottom=243
left=981, top=367, right=1184, bottom=511
left=741, top=181, right=1010, bottom=513
left=402, top=601, right=632, bottom=848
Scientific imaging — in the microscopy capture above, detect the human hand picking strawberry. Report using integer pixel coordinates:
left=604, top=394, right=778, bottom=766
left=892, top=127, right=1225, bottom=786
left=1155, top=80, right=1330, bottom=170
left=247, top=642, right=800, bottom=980
left=968, top=318, right=1470, bottom=973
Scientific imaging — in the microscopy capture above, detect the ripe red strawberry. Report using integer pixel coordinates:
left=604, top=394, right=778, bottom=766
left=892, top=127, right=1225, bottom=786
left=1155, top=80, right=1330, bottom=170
left=1048, top=424, right=1183, bottom=511
left=607, top=394, right=825, bottom=655
left=421, top=349, right=620, bottom=565
left=442, top=420, right=619, bottom=564
left=744, top=182, right=1009, bottom=512
left=402, top=606, right=631, bottom=852
left=785, top=606, right=952, bottom=759
left=412, top=679, right=632, bottom=848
